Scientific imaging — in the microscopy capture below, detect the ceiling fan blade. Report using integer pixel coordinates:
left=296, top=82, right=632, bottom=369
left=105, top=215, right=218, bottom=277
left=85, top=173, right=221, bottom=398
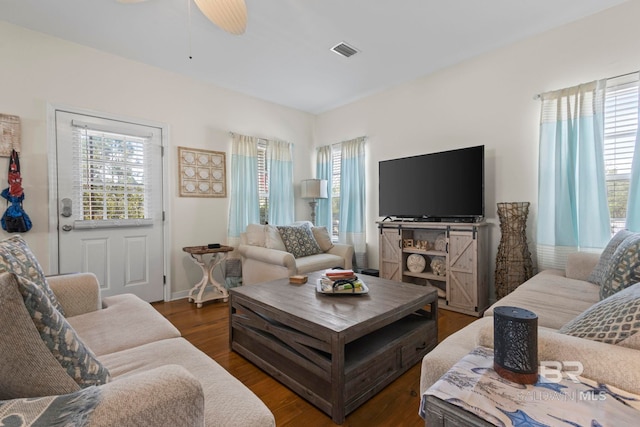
left=194, top=0, right=247, bottom=35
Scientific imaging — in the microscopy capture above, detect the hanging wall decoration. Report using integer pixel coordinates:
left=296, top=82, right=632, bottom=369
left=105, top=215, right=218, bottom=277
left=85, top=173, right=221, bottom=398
left=178, top=146, right=226, bottom=198
left=0, top=114, right=21, bottom=157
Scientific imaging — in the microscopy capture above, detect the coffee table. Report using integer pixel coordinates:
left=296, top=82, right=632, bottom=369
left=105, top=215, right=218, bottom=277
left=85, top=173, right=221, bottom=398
left=229, top=271, right=438, bottom=424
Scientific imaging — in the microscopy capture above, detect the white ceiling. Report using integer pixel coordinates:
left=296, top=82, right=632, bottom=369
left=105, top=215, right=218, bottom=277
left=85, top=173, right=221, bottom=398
left=0, top=0, right=627, bottom=113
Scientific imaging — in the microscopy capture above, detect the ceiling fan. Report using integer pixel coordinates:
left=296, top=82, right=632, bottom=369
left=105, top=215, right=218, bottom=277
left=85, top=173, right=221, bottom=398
left=117, top=0, right=248, bottom=35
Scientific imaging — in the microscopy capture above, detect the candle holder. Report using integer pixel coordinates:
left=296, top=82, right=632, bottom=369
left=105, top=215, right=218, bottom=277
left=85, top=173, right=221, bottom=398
left=493, top=306, right=538, bottom=384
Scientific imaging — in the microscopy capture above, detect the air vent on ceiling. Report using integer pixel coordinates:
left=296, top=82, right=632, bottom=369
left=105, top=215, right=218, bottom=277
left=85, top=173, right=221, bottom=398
left=331, top=42, right=359, bottom=58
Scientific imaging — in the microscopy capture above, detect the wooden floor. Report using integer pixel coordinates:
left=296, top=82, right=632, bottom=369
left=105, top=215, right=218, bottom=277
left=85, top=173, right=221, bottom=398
left=152, top=298, right=475, bottom=426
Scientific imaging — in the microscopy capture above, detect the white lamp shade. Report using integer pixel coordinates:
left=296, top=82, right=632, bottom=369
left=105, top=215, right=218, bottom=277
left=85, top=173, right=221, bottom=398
left=194, top=0, right=247, bottom=35
left=301, top=179, right=328, bottom=199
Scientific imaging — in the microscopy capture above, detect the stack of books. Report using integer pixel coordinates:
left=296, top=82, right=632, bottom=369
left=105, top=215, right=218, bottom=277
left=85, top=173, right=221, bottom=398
left=319, top=269, right=365, bottom=293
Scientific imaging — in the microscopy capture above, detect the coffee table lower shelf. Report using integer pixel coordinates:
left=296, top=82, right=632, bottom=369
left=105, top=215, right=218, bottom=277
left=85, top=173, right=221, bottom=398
left=230, top=287, right=437, bottom=424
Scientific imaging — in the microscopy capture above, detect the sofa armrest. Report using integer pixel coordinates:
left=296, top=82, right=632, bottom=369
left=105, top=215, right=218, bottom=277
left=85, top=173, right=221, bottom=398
left=565, top=252, right=600, bottom=281
left=478, top=323, right=640, bottom=394
left=327, top=243, right=354, bottom=270
left=237, top=244, right=296, bottom=270
left=90, top=365, right=204, bottom=427
left=47, top=273, right=101, bottom=317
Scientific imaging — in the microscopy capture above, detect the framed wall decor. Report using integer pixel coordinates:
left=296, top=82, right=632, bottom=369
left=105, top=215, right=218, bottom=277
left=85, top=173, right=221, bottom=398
left=178, top=146, right=226, bottom=198
left=0, top=114, right=21, bottom=157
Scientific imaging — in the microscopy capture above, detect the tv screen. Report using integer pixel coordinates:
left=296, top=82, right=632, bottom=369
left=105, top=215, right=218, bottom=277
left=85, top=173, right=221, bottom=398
left=378, top=145, right=484, bottom=221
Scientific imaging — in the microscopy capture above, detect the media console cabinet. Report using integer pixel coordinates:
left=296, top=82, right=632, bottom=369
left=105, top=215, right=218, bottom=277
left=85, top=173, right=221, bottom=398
left=378, top=221, right=489, bottom=317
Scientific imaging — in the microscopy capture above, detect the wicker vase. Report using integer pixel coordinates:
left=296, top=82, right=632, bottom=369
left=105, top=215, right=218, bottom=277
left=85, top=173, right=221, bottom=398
left=495, top=202, right=533, bottom=299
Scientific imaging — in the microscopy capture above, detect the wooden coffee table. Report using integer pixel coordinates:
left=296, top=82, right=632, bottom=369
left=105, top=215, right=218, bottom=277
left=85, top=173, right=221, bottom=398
left=229, top=271, right=438, bottom=424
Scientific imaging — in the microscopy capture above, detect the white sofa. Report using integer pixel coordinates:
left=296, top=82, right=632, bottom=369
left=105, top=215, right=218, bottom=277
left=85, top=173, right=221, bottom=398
left=420, top=249, right=640, bottom=411
left=237, top=222, right=354, bottom=285
left=0, top=236, right=275, bottom=427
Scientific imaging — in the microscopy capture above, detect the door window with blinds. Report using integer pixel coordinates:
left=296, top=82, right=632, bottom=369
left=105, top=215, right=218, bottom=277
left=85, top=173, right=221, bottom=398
left=605, top=74, right=639, bottom=233
left=69, top=119, right=160, bottom=227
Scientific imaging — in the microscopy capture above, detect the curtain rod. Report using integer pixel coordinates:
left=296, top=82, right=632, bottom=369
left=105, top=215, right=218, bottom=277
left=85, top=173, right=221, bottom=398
left=533, top=69, right=639, bottom=100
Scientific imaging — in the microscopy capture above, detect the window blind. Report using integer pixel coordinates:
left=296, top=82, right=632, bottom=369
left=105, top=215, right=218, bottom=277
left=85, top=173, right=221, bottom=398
left=257, top=139, right=269, bottom=224
left=71, top=121, right=159, bottom=225
left=604, top=74, right=639, bottom=233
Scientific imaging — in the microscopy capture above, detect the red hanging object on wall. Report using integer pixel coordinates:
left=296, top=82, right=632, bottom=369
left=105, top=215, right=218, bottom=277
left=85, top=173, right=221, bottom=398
left=8, top=149, right=23, bottom=197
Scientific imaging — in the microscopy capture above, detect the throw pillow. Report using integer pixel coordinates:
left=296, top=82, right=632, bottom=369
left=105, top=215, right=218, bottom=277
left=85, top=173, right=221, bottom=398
left=587, top=230, right=635, bottom=286
left=312, top=226, right=334, bottom=252
left=265, top=225, right=287, bottom=251
left=0, top=272, right=80, bottom=399
left=0, top=235, right=65, bottom=316
left=277, top=223, right=323, bottom=258
left=0, top=386, right=101, bottom=427
left=600, top=233, right=640, bottom=300
left=15, top=274, right=111, bottom=388
left=559, top=282, right=640, bottom=345
left=245, top=224, right=266, bottom=247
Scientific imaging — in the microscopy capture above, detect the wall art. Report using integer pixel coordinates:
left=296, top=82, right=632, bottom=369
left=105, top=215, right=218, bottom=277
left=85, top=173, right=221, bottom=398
left=178, top=146, right=226, bottom=198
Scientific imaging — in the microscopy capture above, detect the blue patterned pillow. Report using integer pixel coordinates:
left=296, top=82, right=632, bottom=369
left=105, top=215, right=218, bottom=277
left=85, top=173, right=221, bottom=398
left=0, top=386, right=101, bottom=427
left=0, top=235, right=65, bottom=316
left=600, top=234, right=640, bottom=300
left=277, top=224, right=323, bottom=258
left=15, top=274, right=110, bottom=388
left=588, top=230, right=635, bottom=286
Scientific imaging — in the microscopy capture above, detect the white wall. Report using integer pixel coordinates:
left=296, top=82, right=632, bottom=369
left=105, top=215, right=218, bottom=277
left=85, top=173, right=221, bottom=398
left=0, top=22, right=314, bottom=298
left=313, top=1, right=640, bottom=300
left=2, top=0, right=639, bottom=301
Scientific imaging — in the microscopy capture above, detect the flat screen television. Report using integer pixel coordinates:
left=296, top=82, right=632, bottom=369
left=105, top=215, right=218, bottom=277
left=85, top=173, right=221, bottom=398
left=379, top=145, right=484, bottom=222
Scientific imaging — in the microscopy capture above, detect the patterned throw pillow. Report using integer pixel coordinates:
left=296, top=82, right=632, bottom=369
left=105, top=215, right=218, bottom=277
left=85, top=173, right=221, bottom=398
left=15, top=274, right=110, bottom=388
left=0, top=235, right=65, bottom=316
left=600, top=233, right=640, bottom=300
left=0, top=386, right=101, bottom=427
left=277, top=223, right=323, bottom=258
left=587, top=230, right=635, bottom=286
left=560, top=282, right=640, bottom=344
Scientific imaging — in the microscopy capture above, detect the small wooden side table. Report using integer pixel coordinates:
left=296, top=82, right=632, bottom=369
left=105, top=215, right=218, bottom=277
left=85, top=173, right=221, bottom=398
left=183, top=245, right=234, bottom=308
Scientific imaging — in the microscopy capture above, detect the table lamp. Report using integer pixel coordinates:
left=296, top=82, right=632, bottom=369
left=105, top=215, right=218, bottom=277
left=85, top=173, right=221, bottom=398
left=301, top=179, right=328, bottom=225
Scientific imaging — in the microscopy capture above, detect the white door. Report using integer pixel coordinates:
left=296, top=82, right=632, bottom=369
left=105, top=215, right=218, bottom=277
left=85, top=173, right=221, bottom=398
left=54, top=110, right=165, bottom=302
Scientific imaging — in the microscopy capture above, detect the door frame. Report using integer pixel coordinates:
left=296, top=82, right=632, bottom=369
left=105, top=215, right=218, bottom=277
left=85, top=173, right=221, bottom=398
left=46, top=103, right=172, bottom=302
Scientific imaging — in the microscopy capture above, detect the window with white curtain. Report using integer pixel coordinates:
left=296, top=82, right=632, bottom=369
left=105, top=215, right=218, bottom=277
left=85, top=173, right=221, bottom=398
left=71, top=121, right=155, bottom=222
left=330, top=144, right=342, bottom=240
left=604, top=75, right=639, bottom=234
left=257, top=139, right=269, bottom=224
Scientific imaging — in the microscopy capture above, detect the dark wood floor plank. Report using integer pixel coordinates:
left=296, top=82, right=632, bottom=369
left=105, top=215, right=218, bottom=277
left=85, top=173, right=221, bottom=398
left=152, top=298, right=475, bottom=426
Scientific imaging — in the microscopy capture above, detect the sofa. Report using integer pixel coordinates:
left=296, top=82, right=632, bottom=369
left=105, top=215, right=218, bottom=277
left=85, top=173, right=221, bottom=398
left=0, top=236, right=275, bottom=427
left=238, top=222, right=354, bottom=285
left=420, top=231, right=640, bottom=421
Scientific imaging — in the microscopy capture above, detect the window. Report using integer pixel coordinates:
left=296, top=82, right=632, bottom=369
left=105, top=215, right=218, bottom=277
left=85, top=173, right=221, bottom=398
left=604, top=76, right=639, bottom=234
left=72, top=122, right=155, bottom=222
left=330, top=144, right=341, bottom=240
left=257, top=139, right=269, bottom=224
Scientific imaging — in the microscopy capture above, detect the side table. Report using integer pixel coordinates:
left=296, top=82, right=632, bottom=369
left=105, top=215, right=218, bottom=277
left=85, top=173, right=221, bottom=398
left=183, top=245, right=234, bottom=308
left=421, top=346, right=640, bottom=427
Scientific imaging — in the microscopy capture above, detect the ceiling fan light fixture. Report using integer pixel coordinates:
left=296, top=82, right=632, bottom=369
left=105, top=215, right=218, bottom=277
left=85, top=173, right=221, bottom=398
left=194, top=0, right=247, bottom=35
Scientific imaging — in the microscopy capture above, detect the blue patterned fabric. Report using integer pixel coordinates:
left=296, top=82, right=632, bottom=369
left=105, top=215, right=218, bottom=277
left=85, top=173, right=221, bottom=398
left=0, top=235, right=65, bottom=316
left=587, top=230, right=635, bottom=286
left=600, top=233, right=640, bottom=300
left=560, top=282, right=640, bottom=344
left=277, top=223, right=322, bottom=258
left=0, top=386, right=101, bottom=427
left=15, top=275, right=110, bottom=388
